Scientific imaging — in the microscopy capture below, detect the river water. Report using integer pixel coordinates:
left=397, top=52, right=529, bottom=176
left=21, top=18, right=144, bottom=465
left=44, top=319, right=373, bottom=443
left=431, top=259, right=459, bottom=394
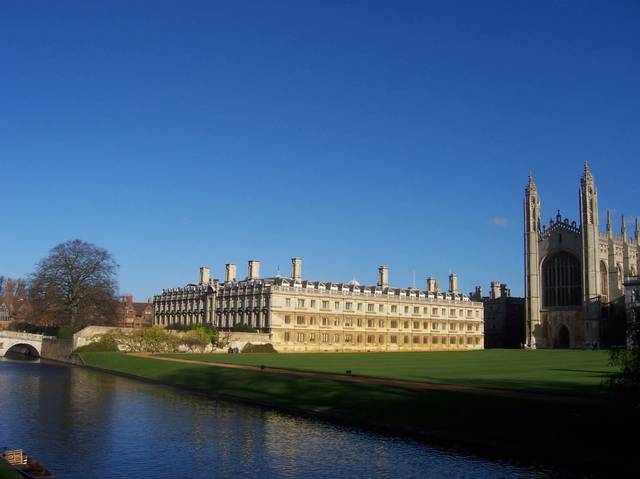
left=0, top=358, right=568, bottom=478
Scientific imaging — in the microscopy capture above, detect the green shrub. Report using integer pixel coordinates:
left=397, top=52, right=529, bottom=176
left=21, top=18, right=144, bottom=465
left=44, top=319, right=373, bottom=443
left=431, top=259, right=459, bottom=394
left=75, top=335, right=119, bottom=352
left=241, top=342, right=277, bottom=353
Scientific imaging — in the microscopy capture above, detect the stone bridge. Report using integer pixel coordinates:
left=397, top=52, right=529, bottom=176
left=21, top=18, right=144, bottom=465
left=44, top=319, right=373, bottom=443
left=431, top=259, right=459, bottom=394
left=0, top=331, right=46, bottom=357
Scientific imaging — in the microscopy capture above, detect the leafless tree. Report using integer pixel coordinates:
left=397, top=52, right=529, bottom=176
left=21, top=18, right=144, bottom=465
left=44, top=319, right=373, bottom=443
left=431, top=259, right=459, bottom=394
left=28, top=240, right=119, bottom=327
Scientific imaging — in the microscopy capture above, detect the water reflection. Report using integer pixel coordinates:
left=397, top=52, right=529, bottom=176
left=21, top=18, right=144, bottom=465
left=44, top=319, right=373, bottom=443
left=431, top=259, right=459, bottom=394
left=0, top=359, right=569, bottom=478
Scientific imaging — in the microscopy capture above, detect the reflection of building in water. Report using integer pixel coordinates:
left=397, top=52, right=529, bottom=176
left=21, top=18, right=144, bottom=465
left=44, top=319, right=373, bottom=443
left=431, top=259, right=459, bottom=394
left=154, top=260, right=484, bottom=352
left=525, top=163, right=637, bottom=348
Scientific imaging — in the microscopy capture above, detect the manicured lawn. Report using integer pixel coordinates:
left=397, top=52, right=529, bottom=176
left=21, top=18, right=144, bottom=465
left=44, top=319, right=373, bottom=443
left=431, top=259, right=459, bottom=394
left=160, top=349, right=616, bottom=396
left=79, top=352, right=635, bottom=473
left=0, top=460, right=21, bottom=479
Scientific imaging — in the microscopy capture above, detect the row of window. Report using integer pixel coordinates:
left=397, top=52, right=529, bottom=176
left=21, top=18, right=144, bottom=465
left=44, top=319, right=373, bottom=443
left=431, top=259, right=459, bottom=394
left=283, top=331, right=482, bottom=345
left=284, top=298, right=480, bottom=318
left=284, top=316, right=481, bottom=331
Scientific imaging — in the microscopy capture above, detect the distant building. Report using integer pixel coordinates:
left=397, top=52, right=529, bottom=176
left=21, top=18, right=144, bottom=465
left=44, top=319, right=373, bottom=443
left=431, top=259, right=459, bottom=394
left=118, top=295, right=154, bottom=328
left=154, top=260, right=485, bottom=352
left=0, top=278, right=30, bottom=325
left=471, top=282, right=524, bottom=348
left=524, top=163, right=637, bottom=348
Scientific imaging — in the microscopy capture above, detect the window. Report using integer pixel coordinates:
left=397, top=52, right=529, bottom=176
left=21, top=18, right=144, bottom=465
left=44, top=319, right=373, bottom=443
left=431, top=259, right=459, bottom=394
left=285, top=298, right=291, bottom=307
left=432, top=322, right=438, bottom=330
left=296, top=316, right=305, bottom=325
left=476, top=310, right=480, bottom=318
left=345, top=302, right=353, bottom=311
left=379, top=320, right=384, bottom=328
left=298, top=299, right=305, bottom=308
left=390, top=320, right=398, bottom=328
left=334, top=301, right=340, bottom=309
left=378, top=336, right=384, bottom=344
left=413, top=321, right=419, bottom=329
left=310, top=300, right=316, bottom=308
left=450, top=309, right=456, bottom=317
left=413, top=336, right=419, bottom=344
left=467, top=324, right=473, bottom=331
left=403, top=321, right=409, bottom=329
left=297, top=332, right=304, bottom=342
left=467, top=310, right=472, bottom=317
left=321, top=317, right=328, bottom=326
left=357, top=303, right=363, bottom=311
left=450, top=337, right=456, bottom=344
left=432, top=336, right=438, bottom=344
left=441, top=308, right=446, bottom=316
left=542, top=253, right=582, bottom=307
left=357, top=334, right=363, bottom=343
left=423, top=321, right=428, bottom=329
left=321, top=333, right=329, bottom=343
left=284, top=332, right=291, bottom=341
left=404, top=306, right=409, bottom=313
left=368, top=303, right=374, bottom=312
left=322, top=301, right=329, bottom=309
left=357, top=318, right=363, bottom=327
left=345, top=334, right=353, bottom=343
left=309, top=317, right=315, bottom=325
left=390, top=335, right=397, bottom=344
left=413, top=306, right=419, bottom=314
left=367, top=319, right=373, bottom=328
left=285, top=315, right=291, bottom=324
left=334, top=334, right=340, bottom=343
left=403, top=335, right=409, bottom=344
left=432, top=307, right=438, bottom=316
left=367, top=335, right=374, bottom=343
left=423, top=336, right=429, bottom=344
left=459, top=309, right=464, bottom=317
left=423, top=307, right=428, bottom=314
left=344, top=318, right=353, bottom=327
left=378, top=304, right=384, bottom=312
left=334, top=319, right=340, bottom=326
left=309, top=333, right=316, bottom=342
left=391, top=305, right=397, bottom=313
left=450, top=323, right=456, bottom=330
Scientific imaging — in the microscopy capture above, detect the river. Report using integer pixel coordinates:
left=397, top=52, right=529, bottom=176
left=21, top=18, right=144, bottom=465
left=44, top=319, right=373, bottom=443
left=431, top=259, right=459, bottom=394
left=0, top=358, right=570, bottom=478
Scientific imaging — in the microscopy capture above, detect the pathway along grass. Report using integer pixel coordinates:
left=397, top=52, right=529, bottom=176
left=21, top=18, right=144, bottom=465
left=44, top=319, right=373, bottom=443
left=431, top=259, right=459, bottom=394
left=81, top=352, right=635, bottom=474
left=161, top=349, right=615, bottom=397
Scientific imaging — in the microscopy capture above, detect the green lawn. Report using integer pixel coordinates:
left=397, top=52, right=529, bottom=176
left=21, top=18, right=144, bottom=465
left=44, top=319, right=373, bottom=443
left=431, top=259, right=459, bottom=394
left=79, top=351, right=635, bottom=473
left=0, top=460, right=21, bottom=479
left=160, top=349, right=616, bottom=396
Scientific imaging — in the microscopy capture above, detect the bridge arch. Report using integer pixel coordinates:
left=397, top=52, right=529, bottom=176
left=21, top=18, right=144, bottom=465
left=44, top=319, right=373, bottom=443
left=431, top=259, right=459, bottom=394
left=5, top=343, right=40, bottom=358
left=0, top=331, right=44, bottom=358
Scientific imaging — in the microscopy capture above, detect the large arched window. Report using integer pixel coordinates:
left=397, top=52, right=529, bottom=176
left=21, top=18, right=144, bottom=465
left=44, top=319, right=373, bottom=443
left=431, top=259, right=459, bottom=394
left=600, top=261, right=608, bottom=299
left=542, top=253, right=582, bottom=307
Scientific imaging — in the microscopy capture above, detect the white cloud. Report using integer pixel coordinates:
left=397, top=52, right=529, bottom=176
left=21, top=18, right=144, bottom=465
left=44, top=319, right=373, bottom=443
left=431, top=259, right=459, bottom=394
left=487, top=217, right=508, bottom=226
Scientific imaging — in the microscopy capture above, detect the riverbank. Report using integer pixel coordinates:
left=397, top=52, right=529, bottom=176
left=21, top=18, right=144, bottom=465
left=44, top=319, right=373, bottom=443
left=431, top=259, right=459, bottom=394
left=80, top=352, right=636, bottom=475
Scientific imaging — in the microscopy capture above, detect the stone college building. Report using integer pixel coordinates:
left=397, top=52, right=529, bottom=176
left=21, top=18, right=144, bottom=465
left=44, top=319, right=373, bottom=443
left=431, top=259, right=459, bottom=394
left=524, top=163, right=638, bottom=348
left=153, top=259, right=484, bottom=352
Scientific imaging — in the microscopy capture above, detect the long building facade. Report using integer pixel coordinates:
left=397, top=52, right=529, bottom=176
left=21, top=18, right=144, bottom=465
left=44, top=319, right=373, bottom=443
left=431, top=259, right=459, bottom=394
left=524, top=163, right=638, bottom=349
left=154, top=260, right=484, bottom=352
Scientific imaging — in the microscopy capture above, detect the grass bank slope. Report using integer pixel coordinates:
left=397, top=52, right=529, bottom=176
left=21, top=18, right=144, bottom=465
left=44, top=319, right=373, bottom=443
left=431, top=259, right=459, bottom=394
left=161, top=350, right=614, bottom=396
left=80, top=352, right=634, bottom=474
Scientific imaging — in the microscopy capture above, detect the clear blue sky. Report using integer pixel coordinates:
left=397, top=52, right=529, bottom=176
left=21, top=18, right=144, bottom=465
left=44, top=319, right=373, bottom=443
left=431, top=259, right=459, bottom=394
left=1, top=1, right=639, bottom=299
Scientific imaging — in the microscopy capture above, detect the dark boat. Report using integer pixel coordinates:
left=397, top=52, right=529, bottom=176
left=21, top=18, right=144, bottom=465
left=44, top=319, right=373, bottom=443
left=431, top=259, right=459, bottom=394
left=1, top=449, right=54, bottom=479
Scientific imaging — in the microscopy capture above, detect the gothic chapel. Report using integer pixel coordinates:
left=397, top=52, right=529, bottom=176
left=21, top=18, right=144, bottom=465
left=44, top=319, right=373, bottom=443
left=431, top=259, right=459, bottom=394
left=524, top=163, right=638, bottom=348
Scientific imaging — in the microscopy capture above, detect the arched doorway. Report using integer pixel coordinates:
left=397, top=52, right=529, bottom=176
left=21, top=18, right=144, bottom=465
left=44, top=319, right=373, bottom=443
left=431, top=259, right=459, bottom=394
left=556, top=325, right=570, bottom=349
left=4, top=343, right=40, bottom=359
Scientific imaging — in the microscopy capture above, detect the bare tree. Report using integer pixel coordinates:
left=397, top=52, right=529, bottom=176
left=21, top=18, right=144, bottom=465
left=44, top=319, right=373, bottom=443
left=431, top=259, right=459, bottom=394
left=28, top=240, right=119, bottom=327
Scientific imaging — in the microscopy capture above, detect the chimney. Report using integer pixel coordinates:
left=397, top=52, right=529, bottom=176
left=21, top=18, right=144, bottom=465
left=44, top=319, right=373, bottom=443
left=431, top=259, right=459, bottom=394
left=248, top=260, right=260, bottom=281
left=291, top=257, right=302, bottom=282
left=378, top=266, right=389, bottom=289
left=474, top=286, right=483, bottom=301
left=490, top=281, right=501, bottom=300
left=448, top=273, right=458, bottom=293
left=500, top=283, right=510, bottom=297
left=225, top=263, right=237, bottom=283
left=199, top=267, right=210, bottom=285
left=427, top=277, right=437, bottom=293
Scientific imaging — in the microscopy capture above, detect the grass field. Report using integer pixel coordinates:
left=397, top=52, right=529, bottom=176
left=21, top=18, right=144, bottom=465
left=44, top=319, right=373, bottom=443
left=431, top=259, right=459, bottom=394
left=0, top=460, right=21, bottom=479
left=79, top=351, right=635, bottom=473
left=160, top=349, right=616, bottom=396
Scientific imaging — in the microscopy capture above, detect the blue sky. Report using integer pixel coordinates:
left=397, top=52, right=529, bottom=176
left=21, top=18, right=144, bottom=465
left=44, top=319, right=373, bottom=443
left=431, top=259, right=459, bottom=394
left=1, top=1, right=639, bottom=299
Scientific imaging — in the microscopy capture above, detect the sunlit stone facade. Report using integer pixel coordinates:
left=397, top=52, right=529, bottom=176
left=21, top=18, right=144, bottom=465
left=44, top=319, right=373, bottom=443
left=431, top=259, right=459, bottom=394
left=154, top=260, right=484, bottom=352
